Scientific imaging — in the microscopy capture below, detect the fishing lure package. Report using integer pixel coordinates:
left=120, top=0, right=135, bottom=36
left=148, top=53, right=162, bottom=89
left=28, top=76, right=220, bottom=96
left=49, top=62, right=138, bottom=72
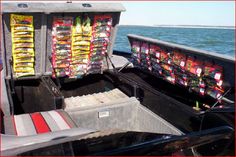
left=88, top=15, right=112, bottom=74
left=10, top=14, right=35, bottom=77
left=172, top=51, right=186, bottom=69
left=139, top=43, right=151, bottom=71
left=172, top=51, right=188, bottom=86
left=149, top=45, right=162, bottom=76
left=70, top=16, right=91, bottom=78
left=188, top=77, right=206, bottom=96
left=131, top=41, right=141, bottom=66
left=185, top=57, right=203, bottom=77
left=203, top=62, right=224, bottom=99
left=185, top=57, right=205, bottom=95
left=149, top=45, right=161, bottom=60
left=162, top=67, right=175, bottom=84
left=203, top=62, right=223, bottom=82
left=52, top=17, right=73, bottom=77
left=159, top=50, right=175, bottom=84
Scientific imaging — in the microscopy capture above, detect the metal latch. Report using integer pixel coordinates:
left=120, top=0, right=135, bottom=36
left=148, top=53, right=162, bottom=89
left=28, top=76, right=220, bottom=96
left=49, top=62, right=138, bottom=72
left=17, top=3, right=28, bottom=8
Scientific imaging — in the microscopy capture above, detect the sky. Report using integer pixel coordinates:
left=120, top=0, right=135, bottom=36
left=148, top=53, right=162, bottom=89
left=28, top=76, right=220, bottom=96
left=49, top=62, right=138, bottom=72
left=2, top=1, right=235, bottom=26
left=119, top=1, right=235, bottom=26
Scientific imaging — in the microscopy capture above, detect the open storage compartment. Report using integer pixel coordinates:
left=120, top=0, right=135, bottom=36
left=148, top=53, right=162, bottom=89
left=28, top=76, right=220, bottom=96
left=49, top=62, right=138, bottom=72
left=58, top=73, right=119, bottom=98
left=57, top=71, right=182, bottom=135
left=1, top=2, right=125, bottom=115
left=7, top=77, right=63, bottom=114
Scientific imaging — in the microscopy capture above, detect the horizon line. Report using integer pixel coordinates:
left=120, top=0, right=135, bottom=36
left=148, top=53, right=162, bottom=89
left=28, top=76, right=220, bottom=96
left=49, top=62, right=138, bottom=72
left=119, top=24, right=235, bottom=29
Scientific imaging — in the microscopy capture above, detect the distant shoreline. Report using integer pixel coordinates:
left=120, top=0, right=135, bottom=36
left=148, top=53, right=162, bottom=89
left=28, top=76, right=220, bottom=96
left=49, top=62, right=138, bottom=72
left=119, top=25, right=235, bottom=30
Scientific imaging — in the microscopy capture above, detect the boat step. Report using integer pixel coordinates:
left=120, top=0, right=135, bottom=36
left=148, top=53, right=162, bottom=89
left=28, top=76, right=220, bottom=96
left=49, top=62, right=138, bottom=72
left=64, top=88, right=129, bottom=110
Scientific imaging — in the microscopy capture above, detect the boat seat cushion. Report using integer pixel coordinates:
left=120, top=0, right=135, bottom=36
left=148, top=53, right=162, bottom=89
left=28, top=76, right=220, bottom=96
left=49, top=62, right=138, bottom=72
left=4, top=110, right=77, bottom=136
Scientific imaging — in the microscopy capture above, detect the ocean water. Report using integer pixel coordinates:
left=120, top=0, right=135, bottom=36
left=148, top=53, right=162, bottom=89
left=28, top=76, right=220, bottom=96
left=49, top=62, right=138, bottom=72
left=114, top=25, right=235, bottom=57
left=0, top=25, right=234, bottom=66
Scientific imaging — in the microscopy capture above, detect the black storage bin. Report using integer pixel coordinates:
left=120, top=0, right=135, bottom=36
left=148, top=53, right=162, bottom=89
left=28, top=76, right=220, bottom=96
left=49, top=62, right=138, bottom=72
left=6, top=77, right=63, bottom=114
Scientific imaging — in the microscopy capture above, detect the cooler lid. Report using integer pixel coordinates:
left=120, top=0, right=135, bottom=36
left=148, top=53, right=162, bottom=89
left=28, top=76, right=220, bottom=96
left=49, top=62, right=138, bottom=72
left=2, top=2, right=126, bottom=13
left=1, top=2, right=125, bottom=79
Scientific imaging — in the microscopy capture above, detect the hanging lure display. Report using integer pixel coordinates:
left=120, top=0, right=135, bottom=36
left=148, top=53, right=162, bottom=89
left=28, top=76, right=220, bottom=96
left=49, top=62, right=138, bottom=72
left=51, top=14, right=114, bottom=78
left=10, top=14, right=35, bottom=77
left=70, top=16, right=91, bottom=78
left=52, top=16, right=73, bottom=78
left=130, top=40, right=225, bottom=100
left=88, top=15, right=112, bottom=74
